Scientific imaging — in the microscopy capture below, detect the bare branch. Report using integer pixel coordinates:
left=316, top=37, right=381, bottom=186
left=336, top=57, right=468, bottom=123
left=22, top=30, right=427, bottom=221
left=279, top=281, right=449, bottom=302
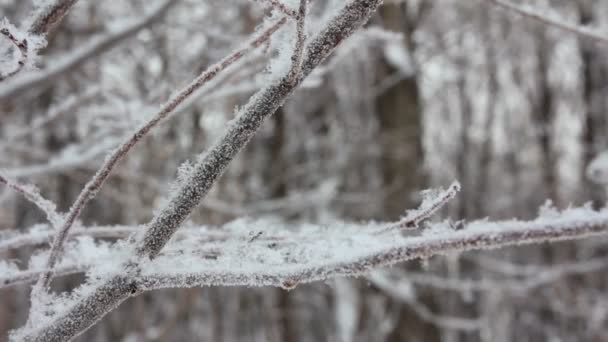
left=0, top=174, right=62, bottom=228
left=27, top=0, right=80, bottom=36
left=376, top=181, right=460, bottom=233
left=482, top=0, right=608, bottom=45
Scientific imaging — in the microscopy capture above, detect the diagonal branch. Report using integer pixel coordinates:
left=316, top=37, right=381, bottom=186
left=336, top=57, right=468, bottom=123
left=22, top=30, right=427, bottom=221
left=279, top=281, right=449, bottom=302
left=27, top=0, right=80, bottom=36
left=35, top=16, right=288, bottom=292
left=377, top=181, right=460, bottom=233
left=0, top=174, right=62, bottom=228
left=136, top=210, right=608, bottom=291
left=135, top=0, right=309, bottom=260
left=17, top=1, right=383, bottom=340
left=286, top=0, right=307, bottom=84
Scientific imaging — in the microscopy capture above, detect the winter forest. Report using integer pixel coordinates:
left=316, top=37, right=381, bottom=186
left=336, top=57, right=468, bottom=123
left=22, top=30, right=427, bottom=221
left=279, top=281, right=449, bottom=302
left=1, top=0, right=608, bottom=341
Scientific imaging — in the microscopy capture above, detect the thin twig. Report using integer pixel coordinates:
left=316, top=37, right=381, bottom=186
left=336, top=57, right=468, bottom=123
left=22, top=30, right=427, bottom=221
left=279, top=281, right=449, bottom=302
left=27, top=0, right=80, bottom=36
left=376, top=182, right=460, bottom=233
left=482, top=0, right=608, bottom=45
left=286, top=0, right=307, bottom=84
left=256, top=0, right=298, bottom=17
left=1, top=265, right=83, bottom=289
left=0, top=0, right=79, bottom=81
left=0, top=224, right=290, bottom=253
left=0, top=174, right=62, bottom=228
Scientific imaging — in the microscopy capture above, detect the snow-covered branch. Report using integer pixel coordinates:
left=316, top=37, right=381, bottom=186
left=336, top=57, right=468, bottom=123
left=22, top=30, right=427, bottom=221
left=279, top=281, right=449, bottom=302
left=0, top=174, right=62, bottom=228
left=0, top=19, right=46, bottom=81
left=14, top=1, right=383, bottom=340
left=254, top=0, right=298, bottom=18
left=0, top=22, right=29, bottom=81
left=4, top=206, right=608, bottom=293
left=27, top=0, right=80, bottom=36
left=34, top=14, right=289, bottom=294
left=134, top=206, right=608, bottom=290
left=377, top=181, right=460, bottom=233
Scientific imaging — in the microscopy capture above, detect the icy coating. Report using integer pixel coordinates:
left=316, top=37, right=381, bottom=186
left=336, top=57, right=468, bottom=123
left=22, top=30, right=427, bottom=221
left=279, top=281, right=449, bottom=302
left=5, top=204, right=608, bottom=340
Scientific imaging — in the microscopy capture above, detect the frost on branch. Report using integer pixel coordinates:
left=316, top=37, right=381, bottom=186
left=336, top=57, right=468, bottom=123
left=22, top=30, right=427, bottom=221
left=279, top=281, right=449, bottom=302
left=378, top=181, right=460, bottom=233
left=4, top=203, right=608, bottom=293
left=0, top=173, right=63, bottom=229
left=0, top=18, right=46, bottom=81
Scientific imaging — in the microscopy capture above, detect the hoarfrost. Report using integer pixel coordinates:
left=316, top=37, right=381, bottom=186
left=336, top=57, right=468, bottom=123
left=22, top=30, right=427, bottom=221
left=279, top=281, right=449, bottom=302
left=0, top=17, right=46, bottom=74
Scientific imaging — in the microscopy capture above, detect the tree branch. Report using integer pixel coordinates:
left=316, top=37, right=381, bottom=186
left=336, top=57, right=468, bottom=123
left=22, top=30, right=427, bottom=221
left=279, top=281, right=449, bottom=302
left=0, top=23, right=29, bottom=81
left=16, top=1, right=383, bottom=340
left=255, top=0, right=298, bottom=18
left=0, top=174, right=62, bottom=228
left=135, top=210, right=608, bottom=291
left=34, top=16, right=288, bottom=293
left=27, top=0, right=80, bottom=36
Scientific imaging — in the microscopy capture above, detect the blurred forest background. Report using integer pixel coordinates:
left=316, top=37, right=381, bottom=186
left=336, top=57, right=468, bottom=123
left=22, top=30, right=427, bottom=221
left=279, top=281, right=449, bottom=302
left=1, top=0, right=608, bottom=341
